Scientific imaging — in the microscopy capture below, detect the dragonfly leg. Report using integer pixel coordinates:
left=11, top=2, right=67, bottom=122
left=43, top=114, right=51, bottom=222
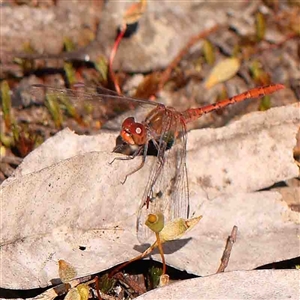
left=121, top=142, right=149, bottom=184
left=109, top=146, right=143, bottom=165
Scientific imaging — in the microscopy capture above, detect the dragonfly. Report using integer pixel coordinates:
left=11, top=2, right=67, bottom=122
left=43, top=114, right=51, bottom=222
left=27, top=83, right=284, bottom=242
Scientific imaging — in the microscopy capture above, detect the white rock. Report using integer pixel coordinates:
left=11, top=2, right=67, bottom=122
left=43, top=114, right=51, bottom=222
left=136, top=270, right=299, bottom=300
left=1, top=104, right=299, bottom=289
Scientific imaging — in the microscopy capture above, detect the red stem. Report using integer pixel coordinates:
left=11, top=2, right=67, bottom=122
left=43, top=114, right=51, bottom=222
left=109, top=23, right=127, bottom=95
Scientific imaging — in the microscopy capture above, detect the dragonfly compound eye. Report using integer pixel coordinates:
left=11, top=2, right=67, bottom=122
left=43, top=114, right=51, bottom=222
left=120, top=130, right=135, bottom=145
left=120, top=117, right=140, bottom=145
left=122, top=117, right=135, bottom=131
left=131, top=123, right=146, bottom=145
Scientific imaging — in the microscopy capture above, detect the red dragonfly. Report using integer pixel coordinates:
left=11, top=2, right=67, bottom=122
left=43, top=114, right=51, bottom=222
left=28, top=83, right=284, bottom=242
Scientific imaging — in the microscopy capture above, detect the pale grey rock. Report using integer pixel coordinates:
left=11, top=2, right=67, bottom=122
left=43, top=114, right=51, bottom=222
left=1, top=104, right=299, bottom=289
left=136, top=270, right=300, bottom=300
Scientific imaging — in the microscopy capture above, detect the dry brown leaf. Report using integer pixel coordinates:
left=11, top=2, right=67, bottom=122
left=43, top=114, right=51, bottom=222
left=58, top=260, right=77, bottom=283
left=159, top=274, right=170, bottom=287
left=123, top=0, right=147, bottom=25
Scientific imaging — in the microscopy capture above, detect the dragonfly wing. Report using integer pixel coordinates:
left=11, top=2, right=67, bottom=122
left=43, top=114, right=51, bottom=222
left=136, top=138, right=168, bottom=243
left=167, top=124, right=189, bottom=221
left=28, top=84, right=160, bottom=106
left=136, top=113, right=189, bottom=243
left=23, top=84, right=159, bottom=132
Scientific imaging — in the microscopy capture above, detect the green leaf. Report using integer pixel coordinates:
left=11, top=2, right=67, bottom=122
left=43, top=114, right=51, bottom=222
left=95, top=55, right=108, bottom=82
left=63, top=37, right=76, bottom=52
left=65, top=288, right=81, bottom=300
left=259, top=95, right=271, bottom=111
left=1, top=81, right=12, bottom=129
left=145, top=213, right=165, bottom=233
left=98, top=274, right=115, bottom=294
left=203, top=39, right=215, bottom=65
left=76, top=284, right=89, bottom=300
left=64, top=62, right=77, bottom=85
left=45, top=92, right=63, bottom=129
left=255, top=12, right=266, bottom=42
left=159, top=216, right=202, bottom=243
left=147, top=266, right=163, bottom=289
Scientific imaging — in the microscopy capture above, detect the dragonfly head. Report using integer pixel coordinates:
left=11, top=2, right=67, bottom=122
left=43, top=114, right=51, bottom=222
left=120, top=117, right=146, bottom=146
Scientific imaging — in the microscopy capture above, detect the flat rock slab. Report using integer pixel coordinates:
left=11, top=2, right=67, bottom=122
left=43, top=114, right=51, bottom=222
left=136, top=270, right=300, bottom=300
left=1, top=104, right=299, bottom=289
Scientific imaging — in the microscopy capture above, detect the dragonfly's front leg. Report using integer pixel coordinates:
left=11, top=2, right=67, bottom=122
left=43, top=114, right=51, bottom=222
left=110, top=143, right=149, bottom=184
left=120, top=142, right=149, bottom=184
left=109, top=145, right=143, bottom=165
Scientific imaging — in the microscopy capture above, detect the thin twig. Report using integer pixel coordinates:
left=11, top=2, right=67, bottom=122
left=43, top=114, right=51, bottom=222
left=109, top=241, right=157, bottom=277
left=109, top=229, right=166, bottom=277
left=114, top=272, right=146, bottom=296
left=216, top=225, right=238, bottom=273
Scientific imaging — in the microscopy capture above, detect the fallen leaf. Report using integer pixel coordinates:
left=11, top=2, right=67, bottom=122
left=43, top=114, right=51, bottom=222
left=58, top=260, right=77, bottom=283
left=204, top=58, right=240, bottom=89
left=123, top=0, right=147, bottom=25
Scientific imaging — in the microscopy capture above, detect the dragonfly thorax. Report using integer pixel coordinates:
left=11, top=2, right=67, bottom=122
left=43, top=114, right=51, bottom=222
left=120, top=117, right=147, bottom=146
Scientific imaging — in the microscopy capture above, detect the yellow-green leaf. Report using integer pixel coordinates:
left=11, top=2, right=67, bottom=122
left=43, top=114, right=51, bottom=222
left=45, top=92, right=63, bottom=129
left=65, top=288, right=81, bottom=300
left=145, top=213, right=164, bottom=233
left=204, top=58, right=240, bottom=89
left=255, top=12, right=266, bottom=42
left=1, top=81, right=12, bottom=129
left=0, top=134, right=14, bottom=148
left=64, top=62, right=77, bottom=85
left=203, top=39, right=215, bottom=65
left=159, top=216, right=202, bottom=243
left=97, top=274, right=115, bottom=294
left=76, top=284, right=89, bottom=300
left=259, top=95, right=271, bottom=111
left=95, top=55, right=108, bottom=82
left=64, top=37, right=76, bottom=52
left=148, top=266, right=163, bottom=289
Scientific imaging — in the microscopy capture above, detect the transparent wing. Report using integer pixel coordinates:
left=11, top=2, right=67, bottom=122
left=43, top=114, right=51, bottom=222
left=136, top=111, right=190, bottom=243
left=28, top=84, right=160, bottom=106
left=20, top=84, right=190, bottom=243
left=22, top=84, right=159, bottom=132
left=168, top=121, right=189, bottom=221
